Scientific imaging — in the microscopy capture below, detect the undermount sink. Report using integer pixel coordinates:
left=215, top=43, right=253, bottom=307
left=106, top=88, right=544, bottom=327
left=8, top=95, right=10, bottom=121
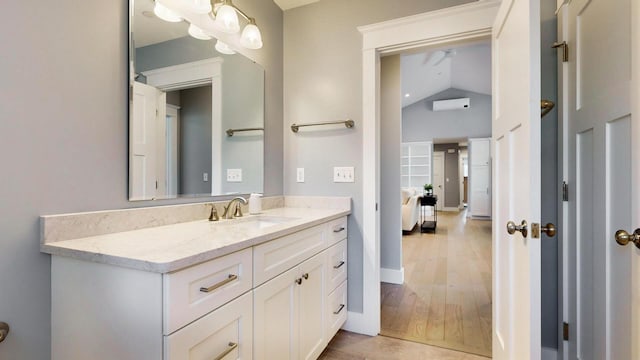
left=218, top=215, right=298, bottom=229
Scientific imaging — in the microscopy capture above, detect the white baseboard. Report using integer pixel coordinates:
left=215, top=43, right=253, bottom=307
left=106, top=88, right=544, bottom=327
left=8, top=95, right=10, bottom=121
left=342, top=311, right=377, bottom=336
left=542, top=346, right=558, bottom=360
left=380, top=267, right=404, bottom=284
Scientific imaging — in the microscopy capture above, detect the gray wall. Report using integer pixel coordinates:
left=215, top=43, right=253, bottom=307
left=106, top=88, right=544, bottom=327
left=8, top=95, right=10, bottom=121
left=0, top=0, right=282, bottom=358
left=380, top=55, right=402, bottom=272
left=541, top=0, right=559, bottom=350
left=433, top=144, right=461, bottom=208
left=403, top=88, right=492, bottom=143
left=283, top=0, right=473, bottom=313
left=179, top=86, right=212, bottom=195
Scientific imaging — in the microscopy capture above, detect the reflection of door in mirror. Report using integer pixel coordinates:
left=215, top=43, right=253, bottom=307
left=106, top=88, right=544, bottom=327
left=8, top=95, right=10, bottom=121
left=166, top=104, right=180, bottom=198
left=130, top=82, right=166, bottom=201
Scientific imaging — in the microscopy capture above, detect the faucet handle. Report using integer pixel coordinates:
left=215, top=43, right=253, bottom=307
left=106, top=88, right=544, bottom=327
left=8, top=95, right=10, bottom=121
left=209, top=205, right=219, bottom=221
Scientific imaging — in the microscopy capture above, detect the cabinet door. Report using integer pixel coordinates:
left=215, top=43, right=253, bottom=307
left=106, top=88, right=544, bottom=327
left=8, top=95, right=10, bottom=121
left=470, top=165, right=491, bottom=216
left=253, top=266, right=299, bottom=360
left=298, top=252, right=327, bottom=360
left=164, top=291, right=252, bottom=360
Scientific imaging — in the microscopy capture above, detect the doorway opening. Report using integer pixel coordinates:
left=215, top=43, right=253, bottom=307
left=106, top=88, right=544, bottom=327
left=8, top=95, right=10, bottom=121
left=382, top=41, right=494, bottom=357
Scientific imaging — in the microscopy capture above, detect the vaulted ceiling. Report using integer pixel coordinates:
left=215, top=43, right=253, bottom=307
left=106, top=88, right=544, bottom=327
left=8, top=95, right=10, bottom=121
left=401, top=42, right=491, bottom=108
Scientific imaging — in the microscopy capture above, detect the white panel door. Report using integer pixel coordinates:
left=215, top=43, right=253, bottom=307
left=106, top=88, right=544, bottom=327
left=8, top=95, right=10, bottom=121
left=564, top=0, right=635, bottom=359
left=491, top=0, right=541, bottom=359
left=433, top=151, right=445, bottom=211
left=130, top=81, right=158, bottom=201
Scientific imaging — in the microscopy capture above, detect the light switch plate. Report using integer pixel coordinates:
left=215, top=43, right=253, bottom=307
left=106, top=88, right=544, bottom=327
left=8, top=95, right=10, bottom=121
left=333, top=167, right=355, bottom=183
left=203, top=173, right=208, bottom=182
left=227, top=169, right=242, bottom=182
left=297, top=168, right=305, bottom=183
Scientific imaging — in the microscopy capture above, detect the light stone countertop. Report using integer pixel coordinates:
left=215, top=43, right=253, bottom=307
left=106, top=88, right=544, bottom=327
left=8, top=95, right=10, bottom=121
left=41, top=207, right=349, bottom=273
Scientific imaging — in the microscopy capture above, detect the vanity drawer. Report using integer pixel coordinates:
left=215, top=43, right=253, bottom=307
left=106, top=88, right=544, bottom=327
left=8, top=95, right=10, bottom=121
left=326, top=281, right=348, bottom=341
left=164, top=291, right=253, bottom=360
left=326, top=239, right=347, bottom=293
left=163, top=248, right=252, bottom=335
left=326, top=217, right=348, bottom=246
left=253, top=224, right=327, bottom=286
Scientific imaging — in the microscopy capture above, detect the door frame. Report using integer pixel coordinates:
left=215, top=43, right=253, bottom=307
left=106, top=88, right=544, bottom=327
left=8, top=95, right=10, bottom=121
left=347, top=0, right=501, bottom=335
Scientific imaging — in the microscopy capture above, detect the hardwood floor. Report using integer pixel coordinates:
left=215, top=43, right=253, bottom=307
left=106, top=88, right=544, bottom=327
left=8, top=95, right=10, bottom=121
left=319, top=330, right=488, bottom=360
left=380, top=210, right=492, bottom=357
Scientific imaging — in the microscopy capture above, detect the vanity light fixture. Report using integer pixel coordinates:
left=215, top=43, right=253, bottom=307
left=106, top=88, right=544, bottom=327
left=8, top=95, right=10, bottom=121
left=215, top=40, right=236, bottom=55
left=153, top=1, right=182, bottom=22
left=188, top=23, right=212, bottom=40
left=155, top=0, right=263, bottom=51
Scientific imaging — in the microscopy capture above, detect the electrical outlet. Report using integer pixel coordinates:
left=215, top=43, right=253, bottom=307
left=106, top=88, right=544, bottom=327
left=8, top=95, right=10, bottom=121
left=203, top=173, right=208, bottom=182
left=297, top=168, right=305, bottom=183
left=227, top=169, right=242, bottom=182
left=333, top=167, right=355, bottom=183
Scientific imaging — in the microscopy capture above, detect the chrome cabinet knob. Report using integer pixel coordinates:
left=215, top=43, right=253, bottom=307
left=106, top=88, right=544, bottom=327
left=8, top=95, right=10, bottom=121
left=0, top=322, right=9, bottom=343
left=615, top=229, right=640, bottom=249
left=506, top=220, right=528, bottom=237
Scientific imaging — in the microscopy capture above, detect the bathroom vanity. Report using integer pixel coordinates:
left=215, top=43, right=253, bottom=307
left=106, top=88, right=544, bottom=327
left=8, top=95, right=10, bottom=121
left=41, top=197, right=350, bottom=360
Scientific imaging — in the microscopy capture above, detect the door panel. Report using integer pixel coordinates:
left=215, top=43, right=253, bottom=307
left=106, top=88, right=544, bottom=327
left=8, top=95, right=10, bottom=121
left=566, top=0, right=632, bottom=359
left=130, top=81, right=158, bottom=201
left=298, top=252, right=327, bottom=360
left=491, top=0, right=541, bottom=359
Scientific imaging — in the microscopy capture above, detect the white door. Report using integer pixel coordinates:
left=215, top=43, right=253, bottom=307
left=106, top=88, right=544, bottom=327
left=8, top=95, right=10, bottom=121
left=491, top=0, right=541, bottom=359
left=563, top=0, right=636, bottom=359
left=433, top=151, right=445, bottom=211
left=130, top=81, right=158, bottom=201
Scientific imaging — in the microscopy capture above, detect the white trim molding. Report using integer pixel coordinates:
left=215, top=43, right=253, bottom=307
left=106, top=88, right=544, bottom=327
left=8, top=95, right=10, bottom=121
left=143, top=58, right=224, bottom=195
left=380, top=267, right=404, bottom=285
left=357, top=0, right=500, bottom=337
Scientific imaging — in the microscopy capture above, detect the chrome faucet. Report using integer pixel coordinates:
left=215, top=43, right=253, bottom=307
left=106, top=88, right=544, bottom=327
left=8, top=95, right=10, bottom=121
left=222, top=197, right=248, bottom=219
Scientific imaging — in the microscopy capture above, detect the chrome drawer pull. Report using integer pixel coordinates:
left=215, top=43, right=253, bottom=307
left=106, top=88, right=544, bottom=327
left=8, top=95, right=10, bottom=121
left=213, top=342, right=238, bottom=360
left=200, top=274, right=238, bottom=293
left=333, top=227, right=345, bottom=233
left=333, top=304, right=345, bottom=315
left=333, top=261, right=345, bottom=269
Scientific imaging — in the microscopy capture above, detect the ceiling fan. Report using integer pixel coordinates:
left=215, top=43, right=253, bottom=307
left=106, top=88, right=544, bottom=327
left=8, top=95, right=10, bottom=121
left=424, top=49, right=457, bottom=66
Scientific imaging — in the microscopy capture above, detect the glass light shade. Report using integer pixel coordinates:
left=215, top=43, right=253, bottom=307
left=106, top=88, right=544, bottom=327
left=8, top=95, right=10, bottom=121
left=240, top=23, right=263, bottom=49
left=214, top=5, right=240, bottom=34
left=215, top=40, right=236, bottom=55
left=188, top=24, right=211, bottom=40
left=153, top=2, right=182, bottom=23
left=189, top=0, right=212, bottom=14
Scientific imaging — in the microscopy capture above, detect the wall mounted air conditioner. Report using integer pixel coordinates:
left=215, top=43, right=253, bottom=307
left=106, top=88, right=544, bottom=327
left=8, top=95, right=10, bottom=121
left=432, top=98, right=470, bottom=111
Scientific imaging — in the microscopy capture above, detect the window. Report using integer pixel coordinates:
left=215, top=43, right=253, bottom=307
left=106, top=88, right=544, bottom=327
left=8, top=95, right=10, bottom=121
left=401, top=141, right=432, bottom=191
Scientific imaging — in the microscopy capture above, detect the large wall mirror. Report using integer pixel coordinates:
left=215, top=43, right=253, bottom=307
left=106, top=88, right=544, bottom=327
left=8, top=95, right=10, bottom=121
left=129, top=0, right=264, bottom=201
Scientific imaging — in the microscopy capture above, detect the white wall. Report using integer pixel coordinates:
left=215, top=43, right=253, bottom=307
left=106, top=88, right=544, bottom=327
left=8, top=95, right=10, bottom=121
left=283, top=0, right=474, bottom=312
left=0, top=0, right=282, bottom=358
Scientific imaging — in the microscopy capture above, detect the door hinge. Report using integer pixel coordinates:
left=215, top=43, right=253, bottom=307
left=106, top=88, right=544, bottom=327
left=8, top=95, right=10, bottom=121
left=376, top=203, right=378, bottom=211
left=562, top=181, right=569, bottom=201
left=155, top=180, right=158, bottom=189
left=552, top=41, right=569, bottom=62
left=563, top=322, right=569, bottom=341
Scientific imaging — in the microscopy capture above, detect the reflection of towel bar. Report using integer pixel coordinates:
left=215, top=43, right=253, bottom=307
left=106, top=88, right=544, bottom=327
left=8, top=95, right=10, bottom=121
left=226, top=127, right=264, bottom=136
left=291, top=119, right=354, bottom=133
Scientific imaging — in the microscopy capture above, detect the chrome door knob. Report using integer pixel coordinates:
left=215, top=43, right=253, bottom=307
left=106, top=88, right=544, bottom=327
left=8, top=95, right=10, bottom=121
left=506, top=220, right=528, bottom=237
left=0, top=322, right=9, bottom=343
left=615, top=229, right=640, bottom=249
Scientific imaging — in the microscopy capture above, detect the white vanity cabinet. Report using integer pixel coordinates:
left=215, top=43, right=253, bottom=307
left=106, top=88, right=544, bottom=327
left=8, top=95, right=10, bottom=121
left=49, top=214, right=349, bottom=360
